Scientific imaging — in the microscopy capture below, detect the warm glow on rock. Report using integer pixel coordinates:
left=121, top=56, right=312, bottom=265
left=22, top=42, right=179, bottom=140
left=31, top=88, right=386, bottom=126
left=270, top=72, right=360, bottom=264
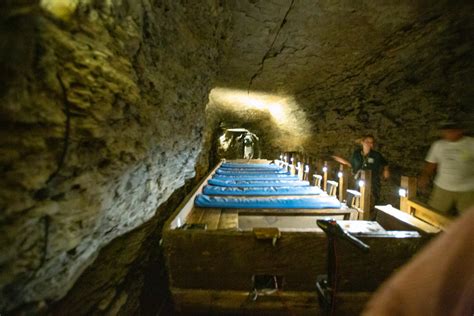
left=208, top=87, right=310, bottom=151
left=41, top=0, right=79, bottom=20
left=209, top=88, right=305, bottom=124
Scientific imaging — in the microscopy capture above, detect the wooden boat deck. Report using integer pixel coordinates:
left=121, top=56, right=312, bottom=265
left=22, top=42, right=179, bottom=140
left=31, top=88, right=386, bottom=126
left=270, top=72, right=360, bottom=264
left=163, top=159, right=438, bottom=315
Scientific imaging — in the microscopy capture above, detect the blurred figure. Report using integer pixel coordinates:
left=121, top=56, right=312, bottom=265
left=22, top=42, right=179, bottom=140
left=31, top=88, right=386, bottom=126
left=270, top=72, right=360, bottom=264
left=362, top=208, right=474, bottom=316
left=238, top=132, right=259, bottom=159
left=419, top=121, right=474, bottom=216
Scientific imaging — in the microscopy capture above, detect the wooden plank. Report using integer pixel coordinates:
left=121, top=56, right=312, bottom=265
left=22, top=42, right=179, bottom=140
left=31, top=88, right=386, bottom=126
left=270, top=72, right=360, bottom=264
left=360, top=170, right=372, bottom=220
left=297, top=162, right=304, bottom=180
left=322, top=161, right=328, bottom=191
left=407, top=199, right=453, bottom=229
left=346, top=189, right=361, bottom=208
left=313, top=174, right=323, bottom=188
left=236, top=208, right=353, bottom=214
left=338, top=165, right=349, bottom=202
left=199, top=208, right=222, bottom=230
left=163, top=229, right=328, bottom=291
left=348, top=210, right=359, bottom=220
left=239, top=215, right=346, bottom=231
left=333, top=232, right=428, bottom=292
left=375, top=205, right=441, bottom=234
left=217, top=210, right=238, bottom=230
left=171, top=288, right=320, bottom=316
left=230, top=159, right=273, bottom=164
left=167, top=160, right=223, bottom=229
left=290, top=163, right=296, bottom=175
left=400, top=176, right=417, bottom=212
left=326, top=180, right=338, bottom=196
left=237, top=208, right=357, bottom=219
left=185, top=207, right=205, bottom=224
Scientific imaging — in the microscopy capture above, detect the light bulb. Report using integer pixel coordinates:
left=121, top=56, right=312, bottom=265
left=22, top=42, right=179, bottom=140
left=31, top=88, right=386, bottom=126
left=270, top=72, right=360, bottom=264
left=398, top=188, right=407, bottom=197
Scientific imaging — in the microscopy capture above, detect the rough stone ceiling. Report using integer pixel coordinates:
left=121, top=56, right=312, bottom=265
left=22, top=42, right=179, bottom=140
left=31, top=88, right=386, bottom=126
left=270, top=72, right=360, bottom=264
left=217, top=0, right=472, bottom=96
left=207, top=0, right=473, bottom=165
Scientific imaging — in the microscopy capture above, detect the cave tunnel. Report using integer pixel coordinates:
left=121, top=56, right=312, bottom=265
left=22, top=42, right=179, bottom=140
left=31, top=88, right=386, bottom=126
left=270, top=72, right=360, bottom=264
left=1, top=0, right=473, bottom=315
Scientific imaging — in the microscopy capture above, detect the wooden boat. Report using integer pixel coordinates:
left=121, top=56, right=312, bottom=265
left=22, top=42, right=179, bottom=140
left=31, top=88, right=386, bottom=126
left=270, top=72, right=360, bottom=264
left=162, top=160, right=439, bottom=315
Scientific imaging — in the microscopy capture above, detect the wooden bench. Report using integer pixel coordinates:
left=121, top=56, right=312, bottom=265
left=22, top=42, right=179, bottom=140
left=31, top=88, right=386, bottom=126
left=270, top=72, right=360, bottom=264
left=375, top=204, right=441, bottom=234
left=379, top=176, right=454, bottom=232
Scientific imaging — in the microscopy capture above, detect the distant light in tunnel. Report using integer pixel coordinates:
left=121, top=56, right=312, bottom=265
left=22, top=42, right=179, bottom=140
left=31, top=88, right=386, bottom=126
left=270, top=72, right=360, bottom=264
left=209, top=88, right=291, bottom=123
left=208, top=88, right=310, bottom=150
left=268, top=103, right=285, bottom=121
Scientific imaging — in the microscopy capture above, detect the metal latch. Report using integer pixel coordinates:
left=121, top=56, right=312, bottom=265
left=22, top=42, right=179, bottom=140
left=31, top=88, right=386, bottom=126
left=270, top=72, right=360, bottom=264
left=253, top=227, right=281, bottom=246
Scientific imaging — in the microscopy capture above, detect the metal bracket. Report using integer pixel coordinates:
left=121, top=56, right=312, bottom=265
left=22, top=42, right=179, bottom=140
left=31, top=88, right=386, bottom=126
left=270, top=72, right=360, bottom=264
left=253, top=227, right=281, bottom=247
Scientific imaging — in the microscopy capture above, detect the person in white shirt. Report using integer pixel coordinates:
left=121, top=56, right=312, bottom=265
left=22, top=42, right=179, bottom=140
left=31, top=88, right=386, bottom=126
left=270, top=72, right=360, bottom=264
left=419, top=121, right=474, bottom=215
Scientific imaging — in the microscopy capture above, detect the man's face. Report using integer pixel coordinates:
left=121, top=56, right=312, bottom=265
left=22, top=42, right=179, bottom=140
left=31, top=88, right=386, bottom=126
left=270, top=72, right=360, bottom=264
left=441, top=129, right=463, bottom=141
left=362, top=137, right=375, bottom=150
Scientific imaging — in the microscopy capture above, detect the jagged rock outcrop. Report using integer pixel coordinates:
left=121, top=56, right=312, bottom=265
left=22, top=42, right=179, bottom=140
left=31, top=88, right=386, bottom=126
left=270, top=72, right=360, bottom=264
left=0, top=0, right=229, bottom=312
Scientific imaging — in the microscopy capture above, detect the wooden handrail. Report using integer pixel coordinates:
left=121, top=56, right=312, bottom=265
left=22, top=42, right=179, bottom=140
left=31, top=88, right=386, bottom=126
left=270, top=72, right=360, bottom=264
left=406, top=199, right=453, bottom=229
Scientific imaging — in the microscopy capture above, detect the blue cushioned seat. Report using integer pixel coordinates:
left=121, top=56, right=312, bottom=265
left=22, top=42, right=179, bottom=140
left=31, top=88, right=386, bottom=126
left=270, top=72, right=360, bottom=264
left=207, top=179, right=311, bottom=187
left=203, top=185, right=323, bottom=196
left=195, top=194, right=341, bottom=209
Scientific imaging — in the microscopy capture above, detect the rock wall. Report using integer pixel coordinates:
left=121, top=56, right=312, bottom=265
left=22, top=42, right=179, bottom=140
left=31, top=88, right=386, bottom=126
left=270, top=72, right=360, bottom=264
left=0, top=0, right=229, bottom=312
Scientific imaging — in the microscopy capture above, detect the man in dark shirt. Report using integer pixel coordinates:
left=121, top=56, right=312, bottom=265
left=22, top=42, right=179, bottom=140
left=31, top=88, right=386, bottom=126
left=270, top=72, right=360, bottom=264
left=350, top=135, right=390, bottom=206
left=333, top=135, right=390, bottom=209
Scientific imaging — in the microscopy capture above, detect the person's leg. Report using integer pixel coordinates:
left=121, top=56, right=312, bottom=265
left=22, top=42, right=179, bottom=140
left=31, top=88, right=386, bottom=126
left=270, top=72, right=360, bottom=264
left=371, top=183, right=381, bottom=220
left=429, top=185, right=455, bottom=214
left=455, top=190, right=474, bottom=215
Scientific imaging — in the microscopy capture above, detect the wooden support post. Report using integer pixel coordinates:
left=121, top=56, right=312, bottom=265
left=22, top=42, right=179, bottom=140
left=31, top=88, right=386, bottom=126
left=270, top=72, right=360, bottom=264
left=400, top=176, right=417, bottom=213
left=338, top=164, right=349, bottom=202
left=297, top=162, right=304, bottom=180
left=303, top=163, right=310, bottom=181
left=360, top=170, right=372, bottom=220
left=322, top=161, right=328, bottom=192
left=289, top=156, right=295, bottom=175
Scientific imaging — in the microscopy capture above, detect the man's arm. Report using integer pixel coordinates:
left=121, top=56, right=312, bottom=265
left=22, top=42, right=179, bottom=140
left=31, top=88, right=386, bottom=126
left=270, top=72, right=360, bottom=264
left=419, top=162, right=437, bottom=191
left=379, top=153, right=390, bottom=180
left=332, top=155, right=351, bottom=167
left=383, top=165, right=390, bottom=180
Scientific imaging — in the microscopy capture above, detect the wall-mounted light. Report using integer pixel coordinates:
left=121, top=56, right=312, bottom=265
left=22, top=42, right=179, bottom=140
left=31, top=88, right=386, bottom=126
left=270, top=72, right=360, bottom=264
left=279, top=154, right=283, bottom=160
left=337, top=171, right=343, bottom=178
left=398, top=188, right=408, bottom=197
left=305, top=165, right=310, bottom=173
left=291, top=157, right=294, bottom=163
left=322, top=166, right=328, bottom=173
left=358, top=180, right=365, bottom=187
left=284, top=155, right=287, bottom=162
